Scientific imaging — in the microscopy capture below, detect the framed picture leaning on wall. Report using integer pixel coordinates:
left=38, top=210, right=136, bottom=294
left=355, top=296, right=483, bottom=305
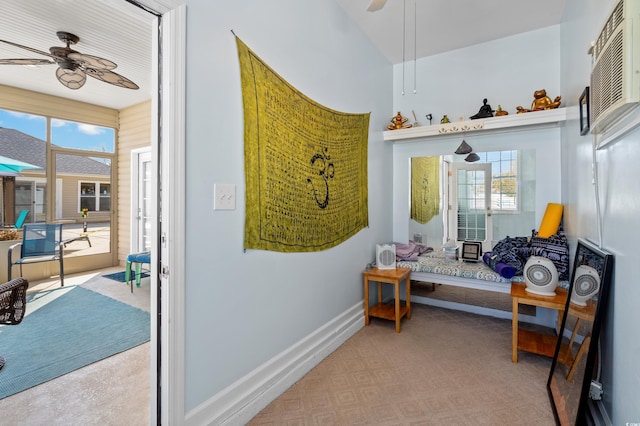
left=579, top=87, right=590, bottom=135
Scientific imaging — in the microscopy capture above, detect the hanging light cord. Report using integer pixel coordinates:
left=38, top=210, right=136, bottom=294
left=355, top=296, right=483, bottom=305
left=402, top=0, right=406, bottom=95
left=413, top=0, right=417, bottom=94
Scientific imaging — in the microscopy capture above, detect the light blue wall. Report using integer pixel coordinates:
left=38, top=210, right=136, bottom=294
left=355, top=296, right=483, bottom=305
left=392, top=25, right=561, bottom=124
left=183, top=0, right=392, bottom=412
left=392, top=27, right=562, bottom=244
left=561, top=0, right=640, bottom=422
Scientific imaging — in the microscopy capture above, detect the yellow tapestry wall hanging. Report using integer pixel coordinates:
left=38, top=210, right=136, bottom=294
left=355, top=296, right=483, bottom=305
left=411, top=156, right=440, bottom=224
left=236, top=37, right=370, bottom=252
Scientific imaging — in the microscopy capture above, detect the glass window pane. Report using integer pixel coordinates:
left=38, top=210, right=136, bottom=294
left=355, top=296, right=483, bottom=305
left=51, top=118, right=115, bottom=153
left=56, top=152, right=111, bottom=257
left=0, top=109, right=47, bottom=226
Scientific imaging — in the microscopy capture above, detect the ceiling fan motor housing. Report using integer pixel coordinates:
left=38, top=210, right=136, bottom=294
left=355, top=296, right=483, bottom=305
left=49, top=46, right=79, bottom=70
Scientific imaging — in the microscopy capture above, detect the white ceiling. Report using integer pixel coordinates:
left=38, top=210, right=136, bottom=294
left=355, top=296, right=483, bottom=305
left=0, top=0, right=157, bottom=110
left=335, top=0, right=566, bottom=64
left=0, top=1, right=565, bottom=111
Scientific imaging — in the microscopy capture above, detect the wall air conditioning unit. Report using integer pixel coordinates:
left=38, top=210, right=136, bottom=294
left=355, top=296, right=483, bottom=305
left=376, top=244, right=396, bottom=270
left=590, top=0, right=640, bottom=134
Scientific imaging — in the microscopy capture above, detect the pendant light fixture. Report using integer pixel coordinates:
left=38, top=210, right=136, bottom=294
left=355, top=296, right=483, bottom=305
left=454, top=139, right=480, bottom=162
left=455, top=140, right=473, bottom=155
left=465, top=153, right=481, bottom=163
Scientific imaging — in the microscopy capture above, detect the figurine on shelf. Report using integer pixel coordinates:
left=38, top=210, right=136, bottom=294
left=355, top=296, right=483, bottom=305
left=440, top=114, right=451, bottom=124
left=516, top=89, right=562, bottom=113
left=470, top=98, right=494, bottom=119
left=495, top=105, right=508, bottom=116
left=411, top=110, right=420, bottom=127
left=388, top=112, right=412, bottom=130
left=425, top=113, right=433, bottom=125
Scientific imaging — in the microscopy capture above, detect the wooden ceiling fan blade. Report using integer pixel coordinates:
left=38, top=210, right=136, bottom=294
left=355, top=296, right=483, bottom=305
left=0, top=39, right=56, bottom=60
left=67, top=52, right=117, bottom=70
left=0, top=58, right=54, bottom=65
left=367, top=0, right=387, bottom=12
left=85, top=68, right=139, bottom=90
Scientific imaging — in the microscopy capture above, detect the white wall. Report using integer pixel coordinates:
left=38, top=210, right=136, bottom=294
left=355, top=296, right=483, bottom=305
left=561, top=0, right=640, bottom=421
left=183, top=0, right=392, bottom=415
left=392, top=25, right=561, bottom=125
left=391, top=27, right=562, bottom=244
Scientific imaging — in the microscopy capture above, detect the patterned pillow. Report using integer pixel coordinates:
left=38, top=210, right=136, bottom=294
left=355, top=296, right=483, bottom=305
left=529, top=230, right=570, bottom=281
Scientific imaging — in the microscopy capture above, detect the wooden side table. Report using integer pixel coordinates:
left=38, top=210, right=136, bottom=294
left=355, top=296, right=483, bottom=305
left=363, top=267, right=412, bottom=333
left=511, top=282, right=569, bottom=363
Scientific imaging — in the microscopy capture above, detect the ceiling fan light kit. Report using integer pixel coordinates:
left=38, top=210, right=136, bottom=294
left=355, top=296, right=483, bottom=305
left=0, top=31, right=138, bottom=91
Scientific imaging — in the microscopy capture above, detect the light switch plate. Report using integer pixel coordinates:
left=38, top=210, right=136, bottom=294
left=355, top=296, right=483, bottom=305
left=214, top=184, right=236, bottom=210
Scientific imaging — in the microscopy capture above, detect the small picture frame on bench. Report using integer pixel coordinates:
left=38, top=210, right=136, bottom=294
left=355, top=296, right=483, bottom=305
left=461, top=241, right=482, bottom=262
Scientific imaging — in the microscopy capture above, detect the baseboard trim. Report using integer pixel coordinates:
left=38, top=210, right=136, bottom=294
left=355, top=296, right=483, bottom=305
left=410, top=294, right=546, bottom=326
left=185, top=302, right=364, bottom=426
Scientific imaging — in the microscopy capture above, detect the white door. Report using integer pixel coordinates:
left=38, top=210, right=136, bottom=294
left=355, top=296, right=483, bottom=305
left=132, top=149, right=152, bottom=253
left=450, top=162, right=492, bottom=250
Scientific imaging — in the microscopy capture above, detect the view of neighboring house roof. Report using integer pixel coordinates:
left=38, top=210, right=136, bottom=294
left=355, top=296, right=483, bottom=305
left=0, top=127, right=111, bottom=176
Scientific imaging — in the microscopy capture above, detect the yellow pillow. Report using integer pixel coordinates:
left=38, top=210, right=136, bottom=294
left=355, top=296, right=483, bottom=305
left=538, top=203, right=563, bottom=238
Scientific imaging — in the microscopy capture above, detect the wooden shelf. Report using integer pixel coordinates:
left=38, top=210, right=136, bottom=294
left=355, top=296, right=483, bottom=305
left=384, top=107, right=577, bottom=142
left=517, top=329, right=574, bottom=365
left=369, top=302, right=409, bottom=321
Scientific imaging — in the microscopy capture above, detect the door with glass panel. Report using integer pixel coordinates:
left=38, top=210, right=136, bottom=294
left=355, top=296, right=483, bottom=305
left=132, top=149, right=152, bottom=253
left=450, top=163, right=492, bottom=250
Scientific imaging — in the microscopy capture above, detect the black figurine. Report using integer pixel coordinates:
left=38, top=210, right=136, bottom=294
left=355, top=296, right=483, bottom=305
left=470, top=98, right=494, bottom=119
left=425, top=113, right=433, bottom=125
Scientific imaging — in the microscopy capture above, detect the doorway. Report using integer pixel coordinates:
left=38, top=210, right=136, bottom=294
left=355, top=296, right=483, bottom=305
left=132, top=148, right=152, bottom=254
left=449, top=162, right=493, bottom=250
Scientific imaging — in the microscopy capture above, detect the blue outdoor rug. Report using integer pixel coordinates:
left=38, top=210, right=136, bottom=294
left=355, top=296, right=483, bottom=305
left=0, top=286, right=150, bottom=399
left=103, top=270, right=149, bottom=283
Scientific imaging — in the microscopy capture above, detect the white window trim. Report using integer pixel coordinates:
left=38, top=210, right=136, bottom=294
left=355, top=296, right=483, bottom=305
left=78, top=181, right=111, bottom=212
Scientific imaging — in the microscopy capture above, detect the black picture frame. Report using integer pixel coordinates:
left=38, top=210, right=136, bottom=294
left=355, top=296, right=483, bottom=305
left=579, top=87, right=590, bottom=136
left=461, top=241, right=482, bottom=262
left=547, top=238, right=614, bottom=425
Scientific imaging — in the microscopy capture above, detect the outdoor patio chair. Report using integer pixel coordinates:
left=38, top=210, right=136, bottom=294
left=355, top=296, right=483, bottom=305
left=13, top=210, right=29, bottom=229
left=0, top=277, right=29, bottom=371
left=8, top=223, right=64, bottom=287
left=1, top=209, right=28, bottom=230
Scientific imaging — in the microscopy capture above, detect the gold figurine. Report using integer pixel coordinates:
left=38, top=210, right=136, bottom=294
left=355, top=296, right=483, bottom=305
left=388, top=112, right=412, bottom=130
left=517, top=89, right=562, bottom=113
left=495, top=105, right=508, bottom=116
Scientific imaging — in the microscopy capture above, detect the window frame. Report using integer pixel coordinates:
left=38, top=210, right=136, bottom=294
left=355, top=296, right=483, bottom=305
left=476, top=150, right=520, bottom=214
left=78, top=181, right=112, bottom=213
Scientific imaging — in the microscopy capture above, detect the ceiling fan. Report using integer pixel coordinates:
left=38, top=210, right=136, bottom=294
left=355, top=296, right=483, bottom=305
left=367, top=0, right=388, bottom=12
left=0, top=31, right=138, bottom=90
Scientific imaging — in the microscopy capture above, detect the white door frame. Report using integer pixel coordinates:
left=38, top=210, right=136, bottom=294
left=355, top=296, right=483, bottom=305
left=156, top=5, right=186, bottom=425
left=450, top=162, right=493, bottom=251
left=131, top=147, right=152, bottom=253
left=126, top=1, right=186, bottom=424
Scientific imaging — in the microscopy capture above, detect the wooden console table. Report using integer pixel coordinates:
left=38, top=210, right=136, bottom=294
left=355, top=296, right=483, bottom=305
left=511, top=282, right=570, bottom=363
left=363, top=267, right=412, bottom=333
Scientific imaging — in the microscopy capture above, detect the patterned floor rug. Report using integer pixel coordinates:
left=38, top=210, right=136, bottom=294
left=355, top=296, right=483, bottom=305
left=102, top=271, right=149, bottom=283
left=0, top=286, right=150, bottom=399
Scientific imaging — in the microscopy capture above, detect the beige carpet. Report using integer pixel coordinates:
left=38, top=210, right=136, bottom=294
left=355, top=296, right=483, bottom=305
left=249, top=303, right=556, bottom=425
